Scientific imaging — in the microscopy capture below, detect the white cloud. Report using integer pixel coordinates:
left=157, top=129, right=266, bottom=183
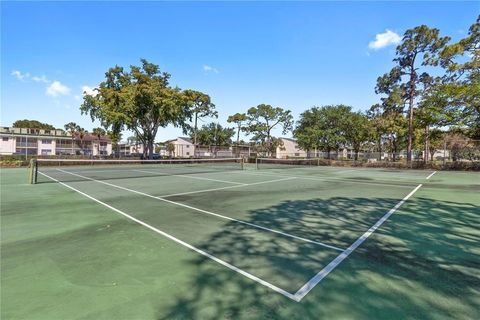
left=46, top=81, right=71, bottom=97
left=203, top=64, right=219, bottom=74
left=82, top=85, right=98, bottom=96
left=368, top=30, right=401, bottom=50
left=11, top=70, right=30, bottom=81
left=32, top=75, right=50, bottom=83
left=74, top=95, right=81, bottom=101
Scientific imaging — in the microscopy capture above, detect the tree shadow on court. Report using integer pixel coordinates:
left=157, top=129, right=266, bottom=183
left=158, top=196, right=479, bottom=319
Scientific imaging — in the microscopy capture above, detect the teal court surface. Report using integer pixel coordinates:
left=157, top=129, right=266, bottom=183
left=1, top=159, right=479, bottom=319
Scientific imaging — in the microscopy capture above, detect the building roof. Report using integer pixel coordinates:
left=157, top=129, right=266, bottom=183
left=178, top=137, right=193, bottom=143
left=281, top=137, right=297, bottom=143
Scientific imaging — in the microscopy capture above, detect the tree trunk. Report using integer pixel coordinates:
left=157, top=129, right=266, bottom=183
left=424, top=126, right=429, bottom=164
left=392, top=138, right=397, bottom=162
left=193, top=113, right=198, bottom=157
left=148, top=140, right=154, bottom=159
left=407, top=69, right=416, bottom=163
left=142, top=142, right=148, bottom=159
left=377, top=137, right=382, bottom=161
left=236, top=125, right=240, bottom=145
left=266, top=129, right=271, bottom=157
left=354, top=150, right=359, bottom=161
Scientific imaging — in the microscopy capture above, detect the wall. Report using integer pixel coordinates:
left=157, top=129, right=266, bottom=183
left=0, top=136, right=16, bottom=155
left=275, top=139, right=307, bottom=159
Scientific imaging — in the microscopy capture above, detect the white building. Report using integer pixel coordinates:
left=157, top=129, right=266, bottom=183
left=0, top=126, right=112, bottom=156
left=275, top=138, right=307, bottom=159
left=118, top=143, right=144, bottom=157
left=168, top=137, right=195, bottom=158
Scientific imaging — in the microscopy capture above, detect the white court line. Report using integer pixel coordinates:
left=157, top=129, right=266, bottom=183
left=54, top=169, right=344, bottom=251
left=133, top=169, right=246, bottom=185
left=37, top=171, right=297, bottom=301
left=235, top=170, right=416, bottom=189
left=426, top=171, right=437, bottom=180
left=158, top=177, right=297, bottom=198
left=292, top=183, right=423, bottom=301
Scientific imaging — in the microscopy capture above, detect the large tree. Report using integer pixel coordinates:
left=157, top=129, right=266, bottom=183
left=437, top=16, right=480, bottom=139
left=227, top=113, right=247, bottom=145
left=183, top=90, right=217, bottom=152
left=81, top=59, right=191, bottom=159
left=192, top=122, right=235, bottom=147
left=294, top=105, right=351, bottom=159
left=376, top=25, right=450, bottom=162
left=369, top=84, right=408, bottom=162
left=345, top=112, right=374, bottom=160
left=245, top=104, right=293, bottom=156
left=13, top=120, right=55, bottom=130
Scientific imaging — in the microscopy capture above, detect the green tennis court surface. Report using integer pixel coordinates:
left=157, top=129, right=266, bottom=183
left=1, top=163, right=479, bottom=319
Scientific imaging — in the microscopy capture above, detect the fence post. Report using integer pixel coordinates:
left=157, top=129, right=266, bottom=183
left=28, top=159, right=37, bottom=184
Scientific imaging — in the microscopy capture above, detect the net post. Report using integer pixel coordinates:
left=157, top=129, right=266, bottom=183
left=28, top=159, right=37, bottom=184
left=240, top=157, right=244, bottom=170
left=256, top=157, right=259, bottom=170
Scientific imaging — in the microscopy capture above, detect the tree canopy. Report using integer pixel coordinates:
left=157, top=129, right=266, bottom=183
left=245, top=104, right=293, bottom=155
left=227, top=113, right=247, bottom=145
left=294, top=105, right=354, bottom=158
left=192, top=122, right=235, bottom=146
left=81, top=59, right=192, bottom=158
left=184, top=90, right=217, bottom=147
left=376, top=25, right=450, bottom=162
left=13, top=120, right=55, bottom=130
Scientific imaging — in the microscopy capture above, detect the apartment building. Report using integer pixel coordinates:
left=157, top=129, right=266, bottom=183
left=0, top=126, right=112, bottom=156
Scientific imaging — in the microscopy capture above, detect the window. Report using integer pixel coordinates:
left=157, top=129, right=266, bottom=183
left=295, top=153, right=300, bottom=156
left=186, top=152, right=190, bottom=156
left=44, top=130, right=51, bottom=134
left=186, top=145, right=190, bottom=148
left=42, top=139, right=52, bottom=144
left=2, top=137, right=8, bottom=141
left=41, top=149, right=52, bottom=155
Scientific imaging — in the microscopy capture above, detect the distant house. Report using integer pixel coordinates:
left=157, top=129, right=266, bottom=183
left=167, top=137, right=195, bottom=158
left=275, top=138, right=307, bottom=159
left=163, top=137, right=234, bottom=158
left=0, top=126, right=112, bottom=156
left=117, top=142, right=144, bottom=157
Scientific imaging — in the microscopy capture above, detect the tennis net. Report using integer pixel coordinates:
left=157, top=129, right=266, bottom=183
left=31, top=158, right=244, bottom=184
left=256, top=158, right=323, bottom=169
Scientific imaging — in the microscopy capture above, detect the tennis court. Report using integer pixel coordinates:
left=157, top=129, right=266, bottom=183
left=1, top=160, right=479, bottom=319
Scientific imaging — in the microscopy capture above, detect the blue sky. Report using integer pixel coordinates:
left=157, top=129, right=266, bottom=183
left=1, top=1, right=478, bottom=141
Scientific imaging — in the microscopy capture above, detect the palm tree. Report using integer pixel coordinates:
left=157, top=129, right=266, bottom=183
left=77, top=128, right=87, bottom=155
left=64, top=122, right=80, bottom=155
left=92, top=127, right=106, bottom=156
